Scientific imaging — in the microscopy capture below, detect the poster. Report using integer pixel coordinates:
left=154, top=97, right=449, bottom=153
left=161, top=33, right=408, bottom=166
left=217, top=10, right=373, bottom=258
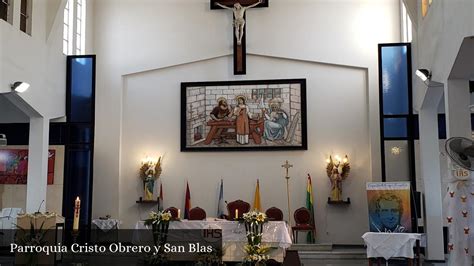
left=366, top=182, right=411, bottom=233
left=0, top=149, right=55, bottom=184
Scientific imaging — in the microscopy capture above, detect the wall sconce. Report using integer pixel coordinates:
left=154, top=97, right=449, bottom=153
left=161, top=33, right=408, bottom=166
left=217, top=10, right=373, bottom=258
left=139, top=156, right=162, bottom=202
left=141, top=156, right=158, bottom=166
left=391, top=146, right=402, bottom=155
left=10, top=81, right=30, bottom=93
left=326, top=155, right=351, bottom=204
left=415, top=69, right=431, bottom=82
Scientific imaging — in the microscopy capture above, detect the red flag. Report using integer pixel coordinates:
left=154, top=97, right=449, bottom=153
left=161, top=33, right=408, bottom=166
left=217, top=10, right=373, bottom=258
left=184, top=182, right=191, bottom=219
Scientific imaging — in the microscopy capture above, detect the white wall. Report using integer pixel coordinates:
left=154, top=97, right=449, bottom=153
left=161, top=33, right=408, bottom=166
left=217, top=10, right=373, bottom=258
left=0, top=95, right=29, bottom=123
left=92, top=0, right=401, bottom=244
left=412, top=0, right=474, bottom=111
left=0, top=0, right=66, bottom=119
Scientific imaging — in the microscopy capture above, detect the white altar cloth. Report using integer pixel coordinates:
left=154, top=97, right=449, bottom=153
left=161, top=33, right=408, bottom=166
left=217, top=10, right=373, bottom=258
left=134, top=219, right=292, bottom=262
left=362, top=232, right=422, bottom=260
left=135, top=219, right=292, bottom=248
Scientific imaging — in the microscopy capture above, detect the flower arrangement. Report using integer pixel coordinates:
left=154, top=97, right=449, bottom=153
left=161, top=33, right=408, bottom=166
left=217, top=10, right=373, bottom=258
left=243, top=210, right=267, bottom=224
left=144, top=210, right=172, bottom=226
left=144, top=211, right=171, bottom=265
left=242, top=210, right=271, bottom=265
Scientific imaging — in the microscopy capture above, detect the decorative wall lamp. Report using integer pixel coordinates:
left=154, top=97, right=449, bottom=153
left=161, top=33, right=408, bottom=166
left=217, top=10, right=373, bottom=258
left=138, top=156, right=162, bottom=202
left=10, top=81, right=30, bottom=93
left=326, top=155, right=351, bottom=204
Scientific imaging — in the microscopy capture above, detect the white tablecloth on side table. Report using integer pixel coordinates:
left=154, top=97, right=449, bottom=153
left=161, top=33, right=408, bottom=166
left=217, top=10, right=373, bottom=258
left=362, top=232, right=423, bottom=260
left=92, top=219, right=121, bottom=232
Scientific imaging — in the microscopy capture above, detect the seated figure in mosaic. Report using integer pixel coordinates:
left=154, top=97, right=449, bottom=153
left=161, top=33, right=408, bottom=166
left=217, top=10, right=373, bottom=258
left=263, top=98, right=289, bottom=141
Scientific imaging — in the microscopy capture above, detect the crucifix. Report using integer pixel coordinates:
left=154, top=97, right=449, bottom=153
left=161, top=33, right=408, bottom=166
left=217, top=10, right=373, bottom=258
left=211, top=0, right=269, bottom=75
left=281, top=160, right=293, bottom=226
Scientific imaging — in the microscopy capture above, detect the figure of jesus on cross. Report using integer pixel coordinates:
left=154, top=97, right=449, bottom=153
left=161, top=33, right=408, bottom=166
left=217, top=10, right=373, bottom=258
left=215, top=0, right=262, bottom=45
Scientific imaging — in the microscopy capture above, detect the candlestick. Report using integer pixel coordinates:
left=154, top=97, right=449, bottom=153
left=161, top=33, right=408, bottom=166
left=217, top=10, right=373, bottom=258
left=235, top=209, right=238, bottom=219
left=73, top=196, right=80, bottom=231
left=177, top=209, right=181, bottom=219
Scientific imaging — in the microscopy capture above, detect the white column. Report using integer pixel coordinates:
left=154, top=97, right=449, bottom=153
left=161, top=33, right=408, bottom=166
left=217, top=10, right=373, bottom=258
left=419, top=82, right=444, bottom=260
left=26, top=117, right=50, bottom=213
left=445, top=79, right=471, bottom=139
left=444, top=79, right=471, bottom=266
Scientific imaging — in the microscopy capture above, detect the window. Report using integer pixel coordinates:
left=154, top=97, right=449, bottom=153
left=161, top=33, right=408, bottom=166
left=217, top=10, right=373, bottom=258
left=401, top=1, right=412, bottom=42
left=63, top=0, right=73, bottom=54
left=1, top=0, right=12, bottom=24
left=63, top=0, right=86, bottom=55
left=251, top=88, right=282, bottom=101
left=422, top=0, right=433, bottom=18
left=20, top=0, right=31, bottom=35
left=0, top=0, right=8, bottom=21
left=75, top=0, right=86, bottom=55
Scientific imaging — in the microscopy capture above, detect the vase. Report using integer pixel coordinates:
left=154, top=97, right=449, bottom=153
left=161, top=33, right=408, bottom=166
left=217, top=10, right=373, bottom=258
left=144, top=179, right=155, bottom=201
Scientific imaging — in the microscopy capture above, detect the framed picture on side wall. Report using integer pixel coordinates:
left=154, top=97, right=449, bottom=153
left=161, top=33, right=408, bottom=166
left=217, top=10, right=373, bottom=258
left=181, top=79, right=307, bottom=152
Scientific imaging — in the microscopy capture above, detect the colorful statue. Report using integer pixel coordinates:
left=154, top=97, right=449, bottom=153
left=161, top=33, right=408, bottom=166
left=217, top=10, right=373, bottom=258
left=326, top=155, right=350, bottom=201
left=140, top=157, right=162, bottom=201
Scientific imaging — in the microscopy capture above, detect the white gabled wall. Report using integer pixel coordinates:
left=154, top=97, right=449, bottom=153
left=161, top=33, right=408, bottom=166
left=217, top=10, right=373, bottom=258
left=92, top=0, right=401, bottom=244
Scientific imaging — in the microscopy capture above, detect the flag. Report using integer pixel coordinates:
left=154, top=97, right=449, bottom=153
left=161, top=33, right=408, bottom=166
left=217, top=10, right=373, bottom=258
left=253, top=179, right=262, bottom=211
left=184, top=182, right=191, bottom=219
left=158, top=182, right=164, bottom=211
left=217, top=179, right=226, bottom=218
left=306, top=174, right=316, bottom=243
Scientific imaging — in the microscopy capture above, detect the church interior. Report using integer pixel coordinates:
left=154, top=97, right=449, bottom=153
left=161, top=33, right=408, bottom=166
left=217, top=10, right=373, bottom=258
left=0, top=0, right=473, bottom=265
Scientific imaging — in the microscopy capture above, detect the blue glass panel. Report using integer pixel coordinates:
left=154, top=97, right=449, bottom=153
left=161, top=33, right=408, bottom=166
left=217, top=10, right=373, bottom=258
left=384, top=118, right=407, bottom=138
left=438, top=115, right=446, bottom=139
left=64, top=148, right=91, bottom=223
left=70, top=57, right=93, bottom=123
left=381, top=46, right=409, bottom=115
left=69, top=124, right=92, bottom=143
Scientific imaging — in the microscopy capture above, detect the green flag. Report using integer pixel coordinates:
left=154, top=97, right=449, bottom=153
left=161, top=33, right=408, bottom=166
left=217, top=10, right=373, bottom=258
left=306, top=174, right=316, bottom=243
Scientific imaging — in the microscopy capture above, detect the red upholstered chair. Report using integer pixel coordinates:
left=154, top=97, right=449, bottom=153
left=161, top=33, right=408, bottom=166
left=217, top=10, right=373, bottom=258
left=292, top=207, right=315, bottom=243
left=164, top=207, right=179, bottom=219
left=265, top=207, right=284, bottom=221
left=226, top=200, right=251, bottom=220
left=188, top=207, right=207, bottom=220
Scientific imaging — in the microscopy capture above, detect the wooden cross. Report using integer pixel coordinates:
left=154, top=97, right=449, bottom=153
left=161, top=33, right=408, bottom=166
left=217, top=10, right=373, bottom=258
left=281, top=160, right=293, bottom=179
left=211, top=0, right=269, bottom=75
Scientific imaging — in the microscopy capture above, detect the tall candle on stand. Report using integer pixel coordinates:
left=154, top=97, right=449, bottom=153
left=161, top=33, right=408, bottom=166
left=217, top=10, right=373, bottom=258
left=73, top=197, right=80, bottom=231
left=235, top=209, right=238, bottom=219
left=177, top=209, right=181, bottom=219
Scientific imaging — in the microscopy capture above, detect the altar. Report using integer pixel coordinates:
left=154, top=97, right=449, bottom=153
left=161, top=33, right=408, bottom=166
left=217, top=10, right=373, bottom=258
left=134, top=219, right=292, bottom=262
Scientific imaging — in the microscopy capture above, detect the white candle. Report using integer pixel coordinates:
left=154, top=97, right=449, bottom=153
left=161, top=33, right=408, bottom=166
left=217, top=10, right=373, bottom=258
left=73, top=197, right=80, bottom=231
left=235, top=209, right=238, bottom=219
left=177, top=209, right=181, bottom=219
